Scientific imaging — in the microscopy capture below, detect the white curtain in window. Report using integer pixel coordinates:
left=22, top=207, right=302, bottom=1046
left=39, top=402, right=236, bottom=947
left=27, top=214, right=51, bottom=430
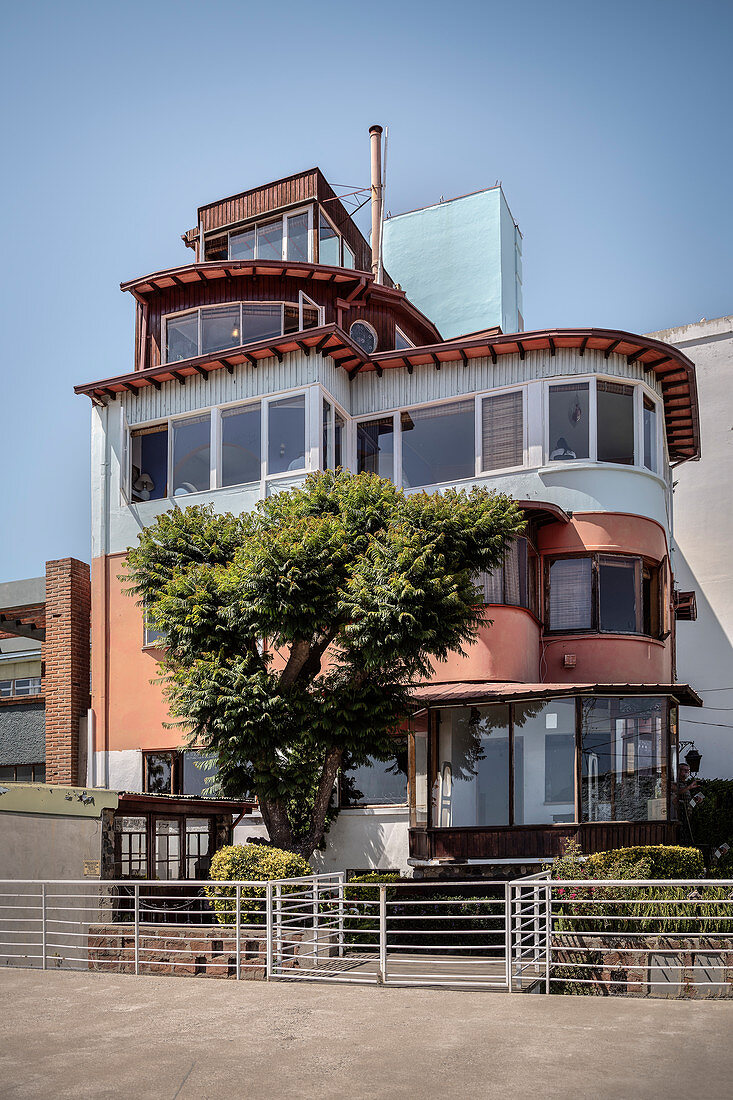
left=482, top=391, right=523, bottom=471
left=549, top=558, right=593, bottom=630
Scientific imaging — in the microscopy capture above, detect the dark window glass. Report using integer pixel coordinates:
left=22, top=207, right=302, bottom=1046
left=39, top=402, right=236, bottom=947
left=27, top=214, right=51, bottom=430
left=146, top=753, right=176, bottom=794
left=171, top=414, right=210, bottom=496
left=356, top=417, right=394, bottom=480
left=643, top=396, right=657, bottom=472
left=599, top=556, right=639, bottom=633
left=401, top=401, right=475, bottom=488
left=166, top=313, right=199, bottom=363
left=548, top=558, right=592, bottom=631
left=322, top=399, right=332, bottom=470
left=242, top=303, right=282, bottom=344
left=201, top=305, right=241, bottom=356
left=395, top=327, right=412, bottom=351
left=204, top=235, right=228, bottom=261
left=35, top=765, right=45, bottom=783
left=334, top=411, right=344, bottom=470
left=597, top=381, right=635, bottom=465
left=341, top=741, right=408, bottom=806
left=131, top=425, right=168, bottom=502
left=183, top=752, right=220, bottom=797
left=268, top=395, right=306, bottom=475
left=0, top=681, right=11, bottom=697
left=549, top=383, right=589, bottom=461
left=222, top=404, right=261, bottom=487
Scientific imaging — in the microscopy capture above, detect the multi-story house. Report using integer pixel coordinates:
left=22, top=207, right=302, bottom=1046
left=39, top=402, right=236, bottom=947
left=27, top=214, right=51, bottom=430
left=75, top=143, right=702, bottom=877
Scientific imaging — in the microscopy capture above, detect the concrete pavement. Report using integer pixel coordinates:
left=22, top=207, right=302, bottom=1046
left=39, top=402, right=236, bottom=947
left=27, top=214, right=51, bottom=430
left=0, top=969, right=731, bottom=1098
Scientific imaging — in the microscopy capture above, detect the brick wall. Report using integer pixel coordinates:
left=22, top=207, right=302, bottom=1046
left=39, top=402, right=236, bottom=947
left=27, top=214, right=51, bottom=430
left=43, top=559, right=91, bottom=785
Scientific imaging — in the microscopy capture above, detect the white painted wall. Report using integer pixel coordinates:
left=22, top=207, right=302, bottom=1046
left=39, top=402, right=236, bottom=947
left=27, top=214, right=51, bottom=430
left=647, top=316, right=733, bottom=779
left=234, top=807, right=411, bottom=875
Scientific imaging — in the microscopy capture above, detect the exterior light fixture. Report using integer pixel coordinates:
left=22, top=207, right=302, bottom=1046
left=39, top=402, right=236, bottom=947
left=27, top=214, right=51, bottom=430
left=685, top=747, right=702, bottom=774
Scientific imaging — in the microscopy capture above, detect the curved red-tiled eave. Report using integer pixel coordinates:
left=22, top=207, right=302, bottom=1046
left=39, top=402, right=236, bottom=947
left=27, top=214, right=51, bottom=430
left=364, top=327, right=700, bottom=463
left=73, top=324, right=367, bottom=404
left=119, top=259, right=442, bottom=344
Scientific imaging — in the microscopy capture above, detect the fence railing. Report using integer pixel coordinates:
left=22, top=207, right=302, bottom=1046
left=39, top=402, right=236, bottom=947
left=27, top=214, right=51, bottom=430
left=1, top=874, right=731, bottom=996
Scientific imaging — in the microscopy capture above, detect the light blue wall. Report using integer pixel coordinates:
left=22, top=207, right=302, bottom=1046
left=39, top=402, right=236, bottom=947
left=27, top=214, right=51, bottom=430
left=382, top=187, right=522, bottom=340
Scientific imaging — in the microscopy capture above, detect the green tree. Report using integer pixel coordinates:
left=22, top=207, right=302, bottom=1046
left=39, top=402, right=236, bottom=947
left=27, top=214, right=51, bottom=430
left=123, top=470, right=523, bottom=859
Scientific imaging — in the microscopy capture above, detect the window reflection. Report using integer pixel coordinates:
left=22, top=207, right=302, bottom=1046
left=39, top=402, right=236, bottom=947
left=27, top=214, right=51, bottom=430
left=222, top=404, right=261, bottom=487
left=581, top=697, right=668, bottom=822
left=268, top=395, right=306, bottom=475
left=433, top=705, right=510, bottom=827
left=171, top=414, right=211, bottom=495
left=513, top=700, right=576, bottom=825
left=549, top=382, right=589, bottom=460
left=356, top=417, right=394, bottom=480
left=340, top=740, right=408, bottom=806
left=597, top=381, right=634, bottom=465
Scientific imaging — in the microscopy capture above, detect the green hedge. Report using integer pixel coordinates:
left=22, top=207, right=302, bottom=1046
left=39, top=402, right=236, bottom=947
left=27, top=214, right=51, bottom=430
left=586, top=845, right=704, bottom=880
left=342, top=874, right=505, bottom=953
left=205, top=844, right=312, bottom=925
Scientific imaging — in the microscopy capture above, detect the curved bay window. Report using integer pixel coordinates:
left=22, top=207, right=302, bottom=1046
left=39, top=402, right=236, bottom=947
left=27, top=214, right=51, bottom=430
left=477, top=537, right=539, bottom=616
left=409, top=695, right=678, bottom=835
left=163, top=299, right=321, bottom=365
left=546, top=554, right=664, bottom=637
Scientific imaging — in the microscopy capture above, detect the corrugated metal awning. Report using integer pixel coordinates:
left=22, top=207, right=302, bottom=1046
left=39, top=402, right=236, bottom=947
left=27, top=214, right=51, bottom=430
left=410, top=680, right=703, bottom=708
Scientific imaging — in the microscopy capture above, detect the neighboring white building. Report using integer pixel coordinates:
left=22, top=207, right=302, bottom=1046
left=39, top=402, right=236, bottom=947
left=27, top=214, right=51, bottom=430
left=647, top=315, right=733, bottom=780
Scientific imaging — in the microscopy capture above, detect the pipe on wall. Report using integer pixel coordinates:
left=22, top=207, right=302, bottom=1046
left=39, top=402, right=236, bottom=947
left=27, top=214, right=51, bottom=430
left=370, top=124, right=383, bottom=281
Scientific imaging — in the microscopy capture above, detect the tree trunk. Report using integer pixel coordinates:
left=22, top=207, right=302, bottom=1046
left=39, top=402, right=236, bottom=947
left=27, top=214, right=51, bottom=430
left=258, top=746, right=343, bottom=861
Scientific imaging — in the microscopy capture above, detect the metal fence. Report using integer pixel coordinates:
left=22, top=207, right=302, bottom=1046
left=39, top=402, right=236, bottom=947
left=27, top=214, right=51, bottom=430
left=1, top=874, right=730, bottom=996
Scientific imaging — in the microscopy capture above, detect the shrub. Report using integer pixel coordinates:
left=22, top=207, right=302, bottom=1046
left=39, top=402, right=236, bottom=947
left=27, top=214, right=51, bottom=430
left=342, top=874, right=505, bottom=953
left=206, top=844, right=312, bottom=925
left=586, top=845, right=704, bottom=880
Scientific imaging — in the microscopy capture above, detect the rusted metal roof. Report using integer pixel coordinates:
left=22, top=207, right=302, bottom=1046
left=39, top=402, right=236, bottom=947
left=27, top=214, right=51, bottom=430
left=410, top=680, right=704, bottom=708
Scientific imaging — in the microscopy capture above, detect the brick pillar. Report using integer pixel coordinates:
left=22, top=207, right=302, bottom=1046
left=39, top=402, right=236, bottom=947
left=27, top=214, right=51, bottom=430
left=43, top=559, right=91, bottom=785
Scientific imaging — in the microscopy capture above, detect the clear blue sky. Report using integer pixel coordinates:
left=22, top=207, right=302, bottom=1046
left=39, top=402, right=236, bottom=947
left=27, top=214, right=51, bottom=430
left=1, top=0, right=731, bottom=580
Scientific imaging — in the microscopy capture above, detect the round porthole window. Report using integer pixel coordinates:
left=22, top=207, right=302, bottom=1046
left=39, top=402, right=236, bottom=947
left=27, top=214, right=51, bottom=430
left=349, top=320, right=378, bottom=355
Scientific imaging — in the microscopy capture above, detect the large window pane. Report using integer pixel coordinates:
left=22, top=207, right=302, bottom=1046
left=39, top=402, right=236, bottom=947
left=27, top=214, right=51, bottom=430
left=513, top=699, right=576, bottom=825
left=242, top=303, right=282, bottom=344
left=229, top=226, right=255, bottom=260
left=286, top=212, right=310, bottom=262
left=643, top=396, right=657, bottom=472
left=548, top=558, right=592, bottom=631
left=356, top=417, right=394, bottom=481
left=482, top=391, right=523, bottom=470
left=146, top=753, right=175, bottom=794
left=597, top=380, right=634, bottom=465
left=319, top=213, right=340, bottom=265
left=548, top=382, right=589, bottom=461
left=201, top=305, right=241, bottom=356
left=323, top=399, right=332, bottom=470
left=340, top=740, right=408, bottom=806
left=581, top=697, right=668, bottom=822
left=166, top=313, right=198, bottom=363
left=115, top=815, right=147, bottom=879
left=433, top=705, right=510, bottom=827
left=342, top=242, right=355, bottom=269
left=171, top=414, right=211, bottom=495
left=257, top=219, right=283, bottom=260
left=268, top=395, right=306, bottom=475
left=401, top=400, right=475, bottom=488
left=222, top=403, right=261, bottom=486
left=599, top=556, right=639, bottom=633
left=131, top=425, right=168, bottom=501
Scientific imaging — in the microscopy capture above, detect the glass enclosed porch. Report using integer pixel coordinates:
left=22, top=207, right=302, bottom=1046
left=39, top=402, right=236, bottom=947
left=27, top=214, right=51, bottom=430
left=408, top=694, right=683, bottom=863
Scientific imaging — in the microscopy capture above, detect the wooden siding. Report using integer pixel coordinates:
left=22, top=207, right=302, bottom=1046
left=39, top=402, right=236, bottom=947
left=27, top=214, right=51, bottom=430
left=410, top=821, right=679, bottom=862
left=195, top=168, right=375, bottom=276
left=139, top=273, right=434, bottom=371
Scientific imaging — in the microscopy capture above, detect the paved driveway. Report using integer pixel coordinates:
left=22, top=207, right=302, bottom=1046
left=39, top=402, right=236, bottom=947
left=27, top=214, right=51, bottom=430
left=0, top=970, right=731, bottom=1099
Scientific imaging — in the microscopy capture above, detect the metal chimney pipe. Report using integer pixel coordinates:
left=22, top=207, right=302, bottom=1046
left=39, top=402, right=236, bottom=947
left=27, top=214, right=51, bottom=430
left=370, top=124, right=383, bottom=281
